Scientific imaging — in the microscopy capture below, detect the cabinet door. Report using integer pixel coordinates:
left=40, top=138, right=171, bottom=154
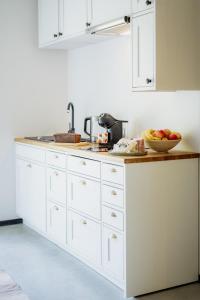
left=132, top=12, right=155, bottom=89
left=68, top=211, right=101, bottom=265
left=68, top=174, right=101, bottom=219
left=102, top=226, right=124, bottom=281
left=47, top=202, right=66, bottom=244
left=47, top=168, right=66, bottom=205
left=38, top=0, right=59, bottom=45
left=132, top=0, right=154, bottom=13
left=16, top=159, right=29, bottom=220
left=91, top=0, right=131, bottom=26
left=60, top=0, right=88, bottom=37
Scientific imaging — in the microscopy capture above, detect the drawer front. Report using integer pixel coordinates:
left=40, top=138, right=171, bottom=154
left=102, top=206, right=124, bottom=231
left=102, top=185, right=124, bottom=208
left=47, top=202, right=66, bottom=245
left=46, top=151, right=66, bottom=169
left=102, top=226, right=124, bottom=281
left=16, top=144, right=45, bottom=163
left=68, top=156, right=100, bottom=178
left=47, top=168, right=66, bottom=205
left=132, top=0, right=155, bottom=13
left=68, top=174, right=101, bottom=219
left=102, top=163, right=124, bottom=185
left=68, top=211, right=101, bottom=266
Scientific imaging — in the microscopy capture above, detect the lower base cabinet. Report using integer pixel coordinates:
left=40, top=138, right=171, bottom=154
left=68, top=210, right=101, bottom=266
left=102, top=226, right=124, bottom=282
left=47, top=202, right=66, bottom=245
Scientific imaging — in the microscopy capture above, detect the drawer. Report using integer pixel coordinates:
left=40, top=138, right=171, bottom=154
left=102, top=185, right=124, bottom=208
left=102, top=163, right=124, bottom=185
left=68, top=210, right=101, bottom=266
left=68, top=156, right=100, bottom=178
left=46, top=151, right=66, bottom=169
left=47, top=168, right=66, bottom=205
left=132, top=0, right=155, bottom=14
left=102, top=206, right=124, bottom=231
left=68, top=174, right=101, bottom=219
left=47, top=202, right=66, bottom=245
left=16, top=144, right=45, bottom=163
left=102, top=226, right=124, bottom=281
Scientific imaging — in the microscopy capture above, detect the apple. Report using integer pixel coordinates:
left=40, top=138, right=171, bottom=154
left=153, top=130, right=164, bottom=139
left=174, top=132, right=182, bottom=139
left=168, top=133, right=178, bottom=140
left=163, top=129, right=171, bottom=138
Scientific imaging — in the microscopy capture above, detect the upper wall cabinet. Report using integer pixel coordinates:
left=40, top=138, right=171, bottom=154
left=90, top=0, right=132, bottom=27
left=38, top=0, right=89, bottom=47
left=132, top=0, right=200, bottom=91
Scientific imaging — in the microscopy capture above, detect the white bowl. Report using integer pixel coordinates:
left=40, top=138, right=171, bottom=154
left=145, top=139, right=181, bottom=153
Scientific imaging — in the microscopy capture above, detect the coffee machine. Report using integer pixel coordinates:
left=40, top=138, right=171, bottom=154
left=98, top=113, right=128, bottom=148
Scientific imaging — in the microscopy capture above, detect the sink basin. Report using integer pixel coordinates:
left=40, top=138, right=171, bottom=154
left=25, top=136, right=55, bottom=143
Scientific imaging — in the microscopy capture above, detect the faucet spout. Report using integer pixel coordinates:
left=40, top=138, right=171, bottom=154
left=67, top=102, right=75, bottom=133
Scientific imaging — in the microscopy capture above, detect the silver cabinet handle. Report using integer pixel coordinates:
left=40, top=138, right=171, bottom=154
left=54, top=206, right=59, bottom=211
left=111, top=168, right=117, bottom=173
left=111, top=190, right=117, bottom=196
left=111, top=234, right=117, bottom=239
left=82, top=220, right=87, bottom=225
left=54, top=155, right=59, bottom=159
left=111, top=212, right=117, bottom=218
left=81, top=180, right=87, bottom=186
left=54, top=171, right=59, bottom=176
left=27, top=163, right=32, bottom=168
left=81, top=160, right=86, bottom=166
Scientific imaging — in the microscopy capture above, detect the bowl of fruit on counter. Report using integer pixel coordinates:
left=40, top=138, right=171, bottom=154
left=143, top=129, right=182, bottom=152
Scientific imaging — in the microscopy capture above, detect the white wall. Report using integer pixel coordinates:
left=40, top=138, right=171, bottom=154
left=0, top=0, right=67, bottom=221
left=67, top=36, right=200, bottom=152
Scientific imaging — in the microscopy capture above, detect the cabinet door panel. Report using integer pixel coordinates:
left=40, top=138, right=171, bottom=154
left=47, top=168, right=66, bottom=205
left=68, top=174, right=101, bottom=219
left=132, top=0, right=154, bottom=13
left=61, top=0, right=88, bottom=37
left=68, top=211, right=101, bottom=265
left=47, top=202, right=66, bottom=244
left=91, top=0, right=131, bottom=26
left=102, top=226, right=124, bottom=281
left=132, top=12, right=155, bottom=89
left=38, top=0, right=59, bottom=45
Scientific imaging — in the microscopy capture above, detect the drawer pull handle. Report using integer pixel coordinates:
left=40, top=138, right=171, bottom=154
left=111, top=212, right=117, bottom=218
left=82, top=161, right=86, bottom=166
left=82, top=220, right=87, bottom=225
left=111, top=168, right=117, bottom=173
left=54, top=171, right=59, bottom=176
left=81, top=180, right=87, bottom=186
left=27, top=164, right=32, bottom=168
left=111, top=234, right=117, bottom=239
left=54, top=155, right=59, bottom=159
left=146, top=0, right=152, bottom=5
left=54, top=206, right=59, bottom=211
left=111, top=190, right=117, bottom=196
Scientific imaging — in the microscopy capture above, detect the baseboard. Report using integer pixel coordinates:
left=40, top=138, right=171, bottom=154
left=0, top=218, right=23, bottom=227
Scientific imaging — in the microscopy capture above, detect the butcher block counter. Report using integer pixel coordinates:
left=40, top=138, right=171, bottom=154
left=15, top=138, right=199, bottom=298
left=15, top=137, right=199, bottom=164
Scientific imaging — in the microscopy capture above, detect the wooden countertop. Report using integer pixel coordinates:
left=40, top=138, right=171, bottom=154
left=15, top=138, right=199, bottom=164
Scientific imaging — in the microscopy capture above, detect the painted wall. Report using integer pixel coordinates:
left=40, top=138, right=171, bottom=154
left=0, top=0, right=67, bottom=221
left=67, top=36, right=200, bottom=152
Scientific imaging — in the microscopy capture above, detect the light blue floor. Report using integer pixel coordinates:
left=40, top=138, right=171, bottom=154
left=0, top=225, right=124, bottom=300
left=0, top=225, right=200, bottom=300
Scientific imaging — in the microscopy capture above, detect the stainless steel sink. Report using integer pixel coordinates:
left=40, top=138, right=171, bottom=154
left=25, top=136, right=55, bottom=143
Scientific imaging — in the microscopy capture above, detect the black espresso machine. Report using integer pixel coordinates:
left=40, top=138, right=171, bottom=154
left=84, top=113, right=128, bottom=151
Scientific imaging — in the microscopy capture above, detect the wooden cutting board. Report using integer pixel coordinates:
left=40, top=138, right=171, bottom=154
left=53, top=141, right=90, bottom=147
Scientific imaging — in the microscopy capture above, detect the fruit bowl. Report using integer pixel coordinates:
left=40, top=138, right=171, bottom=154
left=145, top=139, right=181, bottom=153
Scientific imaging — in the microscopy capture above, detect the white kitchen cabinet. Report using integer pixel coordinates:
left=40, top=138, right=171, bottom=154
left=102, top=226, right=124, bottom=282
left=47, top=167, right=66, bottom=205
left=132, top=0, right=200, bottom=91
left=90, top=0, right=131, bottom=27
left=38, top=0, right=59, bottom=46
left=47, top=202, right=66, bottom=244
left=132, top=0, right=154, bottom=14
left=132, top=11, right=154, bottom=89
left=16, top=158, right=46, bottom=233
left=68, top=210, right=101, bottom=265
left=67, top=173, right=101, bottom=219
